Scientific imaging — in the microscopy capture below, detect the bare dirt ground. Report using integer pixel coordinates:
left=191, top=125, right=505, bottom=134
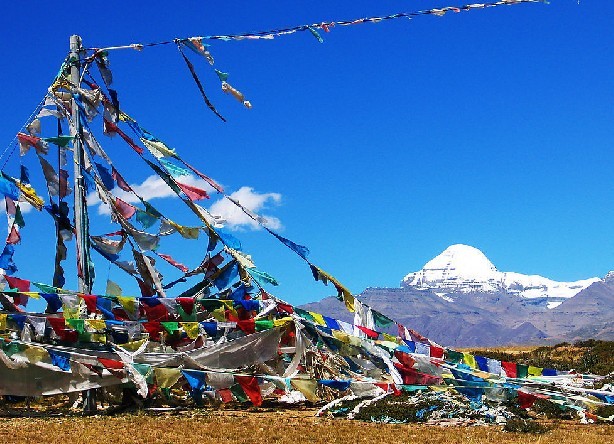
left=1, top=408, right=612, bottom=444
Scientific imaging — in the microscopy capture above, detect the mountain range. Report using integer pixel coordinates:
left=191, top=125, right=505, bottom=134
left=300, top=244, right=614, bottom=347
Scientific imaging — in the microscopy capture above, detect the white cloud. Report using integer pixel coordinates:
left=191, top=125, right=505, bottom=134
left=210, top=186, right=282, bottom=231
left=87, top=175, right=282, bottom=230
left=87, top=174, right=214, bottom=215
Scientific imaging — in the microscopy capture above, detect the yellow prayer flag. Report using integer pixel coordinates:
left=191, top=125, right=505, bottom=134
left=154, top=367, right=182, bottom=389
left=181, top=322, right=200, bottom=339
left=23, top=346, right=49, bottom=364
left=22, top=292, right=40, bottom=299
left=290, top=379, right=319, bottom=402
left=332, top=330, right=350, bottom=343
left=273, top=317, right=293, bottom=328
left=309, top=312, right=326, bottom=326
left=462, top=353, right=477, bottom=369
left=382, top=333, right=400, bottom=344
left=0, top=314, right=7, bottom=331
left=117, top=296, right=139, bottom=317
left=343, top=292, right=355, bottom=313
left=121, top=339, right=147, bottom=352
left=141, top=138, right=177, bottom=159
left=85, top=319, right=106, bottom=332
left=528, top=365, right=543, bottom=377
left=211, top=307, right=226, bottom=322
left=90, top=333, right=107, bottom=343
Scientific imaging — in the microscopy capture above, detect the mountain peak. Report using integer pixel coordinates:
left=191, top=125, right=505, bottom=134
left=402, top=244, right=599, bottom=306
left=403, top=244, right=500, bottom=292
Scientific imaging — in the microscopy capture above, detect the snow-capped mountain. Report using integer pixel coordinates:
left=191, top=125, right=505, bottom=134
left=401, top=244, right=599, bottom=308
left=301, top=244, right=613, bottom=346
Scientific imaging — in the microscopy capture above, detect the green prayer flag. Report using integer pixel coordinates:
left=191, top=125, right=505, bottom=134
left=247, top=267, right=279, bottom=286
left=14, top=206, right=25, bottom=228
left=294, top=308, right=315, bottom=323
left=161, top=322, right=179, bottom=334
left=133, top=363, right=154, bottom=384
left=2, top=340, right=23, bottom=357
left=372, top=310, right=394, bottom=328
left=446, top=349, right=464, bottom=363
left=177, top=304, right=196, bottom=322
left=43, top=135, right=74, bottom=147
left=255, top=319, right=274, bottom=331
left=230, top=384, right=248, bottom=402
left=33, top=282, right=60, bottom=293
left=516, top=363, right=529, bottom=379
left=214, top=70, right=229, bottom=82
left=67, top=318, right=85, bottom=334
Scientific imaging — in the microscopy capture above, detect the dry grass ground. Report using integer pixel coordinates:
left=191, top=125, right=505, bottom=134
left=0, top=409, right=612, bottom=444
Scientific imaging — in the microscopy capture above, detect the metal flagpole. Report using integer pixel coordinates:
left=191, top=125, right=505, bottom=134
left=69, top=34, right=97, bottom=414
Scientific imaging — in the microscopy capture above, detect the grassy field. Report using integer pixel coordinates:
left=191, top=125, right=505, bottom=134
left=0, top=409, right=612, bottom=444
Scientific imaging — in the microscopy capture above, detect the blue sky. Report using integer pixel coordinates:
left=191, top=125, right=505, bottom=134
left=0, top=1, right=612, bottom=307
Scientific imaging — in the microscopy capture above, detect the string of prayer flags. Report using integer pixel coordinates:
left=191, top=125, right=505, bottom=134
left=309, top=264, right=355, bottom=312
left=93, top=1, right=544, bottom=50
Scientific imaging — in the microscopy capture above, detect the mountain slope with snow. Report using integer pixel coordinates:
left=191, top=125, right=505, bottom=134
left=401, top=244, right=599, bottom=308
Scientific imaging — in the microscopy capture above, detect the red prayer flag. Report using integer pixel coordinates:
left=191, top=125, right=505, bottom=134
left=501, top=361, right=518, bottom=378
left=218, top=388, right=234, bottom=403
left=47, top=316, right=78, bottom=342
left=79, top=294, right=98, bottom=313
left=142, top=303, right=169, bottom=322
left=517, top=390, right=537, bottom=409
left=4, top=197, right=16, bottom=216
left=408, top=328, right=428, bottom=343
left=375, top=383, right=401, bottom=396
left=4, top=276, right=30, bottom=292
left=235, top=376, right=263, bottom=407
left=355, top=325, right=379, bottom=339
left=97, top=357, right=125, bottom=378
left=182, top=161, right=224, bottom=193
left=394, top=350, right=416, bottom=368
left=177, top=182, right=209, bottom=201
left=236, top=319, right=255, bottom=335
left=115, top=198, right=137, bottom=219
left=143, top=321, right=163, bottom=339
left=276, top=302, right=294, bottom=314
left=176, top=297, right=194, bottom=315
left=104, top=120, right=144, bottom=154
left=112, top=167, right=132, bottom=192
left=6, top=225, right=20, bottom=245
left=97, top=357, right=124, bottom=370
left=158, top=253, right=189, bottom=273
left=430, top=344, right=445, bottom=359
left=16, top=132, right=41, bottom=148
